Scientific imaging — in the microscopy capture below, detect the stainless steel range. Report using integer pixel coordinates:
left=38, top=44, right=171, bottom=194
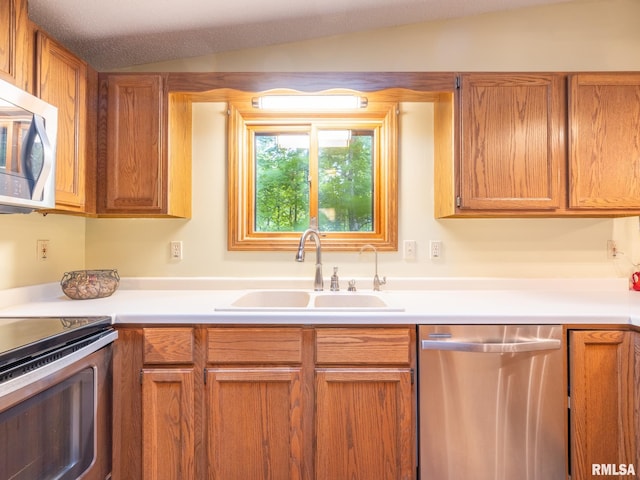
left=0, top=316, right=117, bottom=480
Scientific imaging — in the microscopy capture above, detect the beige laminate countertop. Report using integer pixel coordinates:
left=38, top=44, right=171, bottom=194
left=1, top=277, right=639, bottom=326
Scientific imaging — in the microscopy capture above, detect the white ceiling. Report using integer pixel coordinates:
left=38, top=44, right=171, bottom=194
left=28, top=0, right=573, bottom=70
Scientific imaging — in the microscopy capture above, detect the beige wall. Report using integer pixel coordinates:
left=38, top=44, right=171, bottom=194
left=0, top=214, right=85, bottom=290
left=125, top=0, right=640, bottom=73
left=2, top=0, right=640, bottom=289
left=85, top=101, right=631, bottom=280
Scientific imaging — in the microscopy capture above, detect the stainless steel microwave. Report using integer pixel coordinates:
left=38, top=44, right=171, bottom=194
left=0, top=78, right=57, bottom=213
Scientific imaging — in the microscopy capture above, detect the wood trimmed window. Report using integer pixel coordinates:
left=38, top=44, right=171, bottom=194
left=228, top=94, right=398, bottom=251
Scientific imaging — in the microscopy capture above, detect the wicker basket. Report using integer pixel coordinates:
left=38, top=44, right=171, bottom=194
left=61, top=269, right=120, bottom=300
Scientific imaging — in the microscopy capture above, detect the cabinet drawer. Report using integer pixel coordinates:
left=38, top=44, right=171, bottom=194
left=315, top=327, right=411, bottom=365
left=207, top=327, right=303, bottom=364
left=143, top=327, right=195, bottom=364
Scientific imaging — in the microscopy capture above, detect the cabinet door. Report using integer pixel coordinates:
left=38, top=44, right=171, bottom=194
left=569, top=330, right=635, bottom=480
left=0, top=0, right=17, bottom=83
left=569, top=74, right=640, bottom=209
left=459, top=74, right=564, bottom=211
left=206, top=368, right=304, bottom=480
left=142, top=368, right=195, bottom=480
left=315, top=368, right=413, bottom=480
left=0, top=0, right=31, bottom=91
left=99, top=74, right=165, bottom=214
left=36, top=32, right=89, bottom=212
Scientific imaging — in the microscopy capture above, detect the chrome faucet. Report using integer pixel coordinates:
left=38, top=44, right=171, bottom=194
left=359, top=244, right=386, bottom=291
left=295, top=226, right=324, bottom=291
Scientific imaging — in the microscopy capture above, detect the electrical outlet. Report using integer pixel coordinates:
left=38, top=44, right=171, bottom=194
left=170, top=241, right=183, bottom=260
left=430, top=240, right=442, bottom=259
left=403, top=240, right=417, bottom=260
left=607, top=240, right=618, bottom=259
left=36, top=239, right=50, bottom=261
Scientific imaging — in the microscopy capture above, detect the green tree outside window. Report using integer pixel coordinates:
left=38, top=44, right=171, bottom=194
left=255, top=130, right=373, bottom=233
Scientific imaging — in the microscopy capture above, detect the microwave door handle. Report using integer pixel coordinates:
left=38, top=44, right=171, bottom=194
left=28, top=115, right=53, bottom=201
left=420, top=338, right=561, bottom=353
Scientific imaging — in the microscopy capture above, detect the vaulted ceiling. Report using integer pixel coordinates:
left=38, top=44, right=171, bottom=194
left=28, top=0, right=574, bottom=70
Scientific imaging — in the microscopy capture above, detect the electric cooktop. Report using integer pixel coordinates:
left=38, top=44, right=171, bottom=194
left=0, top=316, right=112, bottom=368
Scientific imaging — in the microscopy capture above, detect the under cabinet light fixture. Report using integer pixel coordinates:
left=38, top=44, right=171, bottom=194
left=252, top=95, right=367, bottom=110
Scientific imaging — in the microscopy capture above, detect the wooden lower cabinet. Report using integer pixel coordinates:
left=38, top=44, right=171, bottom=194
left=113, top=327, right=201, bottom=480
left=314, top=327, right=415, bottom=480
left=142, top=368, right=195, bottom=480
left=113, top=325, right=416, bottom=480
left=205, top=326, right=311, bottom=479
left=569, top=329, right=637, bottom=480
left=315, top=369, right=413, bottom=480
left=206, top=368, right=304, bottom=479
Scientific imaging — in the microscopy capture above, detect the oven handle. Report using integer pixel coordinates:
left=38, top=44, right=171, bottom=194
left=420, top=337, right=561, bottom=353
left=0, top=330, right=118, bottom=398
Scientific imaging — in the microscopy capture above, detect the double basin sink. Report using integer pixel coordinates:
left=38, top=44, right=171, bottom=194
left=216, top=290, right=404, bottom=312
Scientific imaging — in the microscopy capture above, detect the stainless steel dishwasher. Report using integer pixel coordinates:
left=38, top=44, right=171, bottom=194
left=418, top=324, right=566, bottom=480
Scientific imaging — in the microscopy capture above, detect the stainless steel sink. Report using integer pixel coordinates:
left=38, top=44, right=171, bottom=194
left=230, top=290, right=310, bottom=309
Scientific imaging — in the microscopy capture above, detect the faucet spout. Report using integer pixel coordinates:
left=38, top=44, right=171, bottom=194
left=359, top=244, right=386, bottom=291
left=295, top=227, right=323, bottom=291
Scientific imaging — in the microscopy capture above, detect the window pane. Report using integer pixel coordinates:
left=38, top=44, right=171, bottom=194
left=318, top=130, right=374, bottom=232
left=254, top=133, right=310, bottom=232
left=229, top=100, right=397, bottom=251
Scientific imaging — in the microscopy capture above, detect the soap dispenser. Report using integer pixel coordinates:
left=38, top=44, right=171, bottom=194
left=330, top=267, right=340, bottom=291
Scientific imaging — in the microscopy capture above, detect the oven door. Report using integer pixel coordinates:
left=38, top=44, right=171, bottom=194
left=0, top=336, right=115, bottom=480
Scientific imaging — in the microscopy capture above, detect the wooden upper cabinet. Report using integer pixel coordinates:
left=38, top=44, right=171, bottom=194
left=569, top=73, right=640, bottom=210
left=97, top=73, right=191, bottom=217
left=458, top=73, right=564, bottom=212
left=436, top=71, right=640, bottom=217
left=36, top=32, right=96, bottom=213
left=1, top=0, right=33, bottom=92
left=0, top=0, right=17, bottom=83
left=99, top=74, right=163, bottom=214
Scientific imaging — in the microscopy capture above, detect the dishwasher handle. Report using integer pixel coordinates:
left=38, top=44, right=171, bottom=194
left=420, top=337, right=561, bottom=353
